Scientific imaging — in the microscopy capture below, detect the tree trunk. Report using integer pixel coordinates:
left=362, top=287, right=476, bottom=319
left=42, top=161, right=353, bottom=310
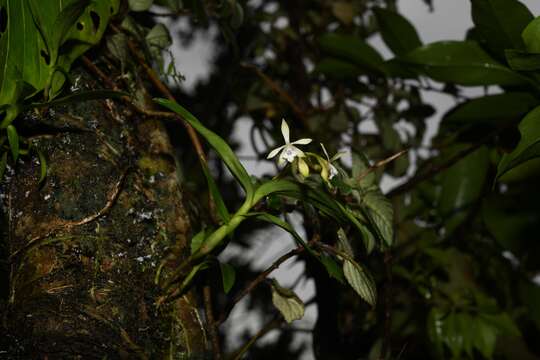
left=0, top=69, right=208, bottom=359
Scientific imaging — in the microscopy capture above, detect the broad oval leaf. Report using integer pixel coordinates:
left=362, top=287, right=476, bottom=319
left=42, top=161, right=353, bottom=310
left=522, top=16, right=540, bottom=53
left=155, top=98, right=254, bottom=197
left=343, top=259, right=377, bottom=306
left=318, top=33, right=385, bottom=74
left=146, top=23, right=172, bottom=49
left=399, top=41, right=529, bottom=86
left=471, top=0, right=533, bottom=59
left=362, top=190, right=394, bottom=248
left=270, top=279, right=305, bottom=323
left=497, top=105, right=540, bottom=179
left=442, top=92, right=538, bottom=128
left=438, top=146, right=490, bottom=233
left=314, top=57, right=364, bottom=79
left=373, top=7, right=422, bottom=56
left=220, top=262, right=236, bottom=294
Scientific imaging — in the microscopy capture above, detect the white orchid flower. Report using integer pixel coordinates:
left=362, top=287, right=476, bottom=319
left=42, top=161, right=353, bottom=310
left=267, top=119, right=312, bottom=166
left=320, top=143, right=346, bottom=180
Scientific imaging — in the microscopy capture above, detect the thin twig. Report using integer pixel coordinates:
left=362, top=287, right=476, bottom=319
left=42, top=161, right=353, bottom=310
left=217, top=246, right=305, bottom=325
left=203, top=285, right=222, bottom=360
left=229, top=317, right=282, bottom=360
left=357, top=149, right=409, bottom=181
left=387, top=142, right=484, bottom=198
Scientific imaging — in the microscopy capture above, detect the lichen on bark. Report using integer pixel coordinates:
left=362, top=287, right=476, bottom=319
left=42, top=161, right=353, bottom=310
left=0, top=70, right=208, bottom=359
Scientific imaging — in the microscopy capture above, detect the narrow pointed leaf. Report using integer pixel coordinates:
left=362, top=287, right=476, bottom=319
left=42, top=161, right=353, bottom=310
left=220, top=262, right=236, bottom=294
left=36, top=148, right=47, bottom=183
left=154, top=98, right=254, bottom=196
left=201, top=161, right=230, bottom=223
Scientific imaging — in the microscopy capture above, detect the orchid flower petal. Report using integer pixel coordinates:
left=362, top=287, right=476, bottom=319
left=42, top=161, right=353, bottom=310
left=320, top=143, right=331, bottom=160
left=291, top=138, right=312, bottom=145
left=267, top=145, right=285, bottom=159
left=281, top=119, right=290, bottom=144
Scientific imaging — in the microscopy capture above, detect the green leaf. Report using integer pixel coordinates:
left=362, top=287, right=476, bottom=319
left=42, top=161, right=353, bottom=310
left=438, top=146, right=489, bottom=232
left=474, top=317, right=498, bottom=358
left=220, top=262, right=236, bottom=294
left=343, top=258, right=377, bottom=306
left=442, top=92, right=538, bottom=128
left=146, top=23, right=172, bottom=49
left=201, top=161, right=230, bottom=224
left=314, top=57, right=364, bottom=79
left=336, top=228, right=354, bottom=256
left=106, top=33, right=129, bottom=69
left=522, top=16, right=540, bottom=53
left=373, top=7, right=422, bottom=56
left=191, top=229, right=209, bottom=254
left=6, top=124, right=18, bottom=161
left=319, top=254, right=344, bottom=283
left=350, top=152, right=377, bottom=189
left=399, top=41, right=529, bottom=86
left=154, top=98, right=254, bottom=196
left=505, top=49, right=540, bottom=71
left=318, top=33, right=385, bottom=74
left=497, top=105, right=540, bottom=179
left=471, top=0, right=533, bottom=59
left=36, top=148, right=47, bottom=183
left=0, top=152, right=7, bottom=179
left=270, top=279, right=305, bottom=323
left=128, top=0, right=154, bottom=11
left=362, top=190, right=394, bottom=247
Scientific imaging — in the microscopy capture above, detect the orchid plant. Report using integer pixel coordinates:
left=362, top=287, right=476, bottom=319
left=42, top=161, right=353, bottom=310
left=156, top=98, right=394, bottom=322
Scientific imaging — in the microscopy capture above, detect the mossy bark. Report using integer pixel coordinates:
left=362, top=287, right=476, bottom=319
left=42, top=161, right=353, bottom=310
left=0, top=71, right=208, bottom=359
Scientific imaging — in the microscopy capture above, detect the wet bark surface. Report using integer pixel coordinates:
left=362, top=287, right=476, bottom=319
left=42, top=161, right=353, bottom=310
left=0, top=71, right=207, bottom=359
